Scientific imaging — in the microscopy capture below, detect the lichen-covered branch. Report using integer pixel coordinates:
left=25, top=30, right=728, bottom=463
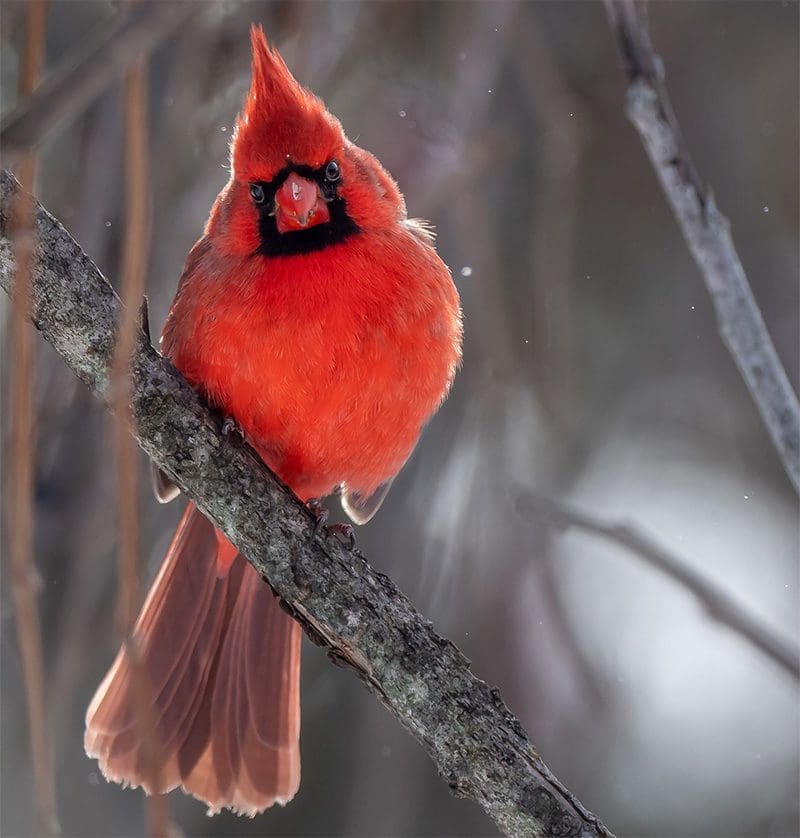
left=0, top=170, right=613, bottom=838
left=605, top=0, right=800, bottom=495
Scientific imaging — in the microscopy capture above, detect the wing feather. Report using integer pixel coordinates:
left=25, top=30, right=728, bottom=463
left=85, top=503, right=302, bottom=815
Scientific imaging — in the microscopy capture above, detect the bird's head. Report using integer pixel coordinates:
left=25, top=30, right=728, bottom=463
left=209, top=26, right=406, bottom=257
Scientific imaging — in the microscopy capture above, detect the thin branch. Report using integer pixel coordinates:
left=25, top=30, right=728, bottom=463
left=112, top=59, right=169, bottom=838
left=0, top=2, right=194, bottom=155
left=5, top=3, right=59, bottom=835
left=519, top=493, right=800, bottom=682
left=604, top=0, right=800, bottom=495
left=0, top=169, right=614, bottom=838
left=114, top=58, right=149, bottom=664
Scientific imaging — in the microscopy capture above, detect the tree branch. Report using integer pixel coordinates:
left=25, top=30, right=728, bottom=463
left=519, top=493, right=800, bottom=682
left=0, top=169, right=614, bottom=838
left=604, top=0, right=800, bottom=495
left=0, top=2, right=194, bottom=154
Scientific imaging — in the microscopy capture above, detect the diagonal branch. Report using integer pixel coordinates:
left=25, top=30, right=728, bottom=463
left=0, top=2, right=194, bottom=155
left=604, top=0, right=800, bottom=495
left=519, top=493, right=800, bottom=683
left=0, top=169, right=614, bottom=838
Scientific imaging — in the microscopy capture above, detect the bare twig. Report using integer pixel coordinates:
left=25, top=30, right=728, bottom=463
left=0, top=170, right=614, bottom=838
left=5, top=3, right=59, bottom=835
left=519, top=493, right=800, bottom=682
left=604, top=0, right=800, bottom=494
left=111, top=60, right=169, bottom=838
left=0, top=2, right=193, bottom=155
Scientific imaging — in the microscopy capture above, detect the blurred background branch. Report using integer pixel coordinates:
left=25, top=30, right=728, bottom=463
left=113, top=60, right=149, bottom=661
left=4, top=2, right=59, bottom=835
left=519, top=492, right=800, bottom=681
left=110, top=57, right=169, bottom=838
left=0, top=1, right=193, bottom=156
left=605, top=0, right=800, bottom=495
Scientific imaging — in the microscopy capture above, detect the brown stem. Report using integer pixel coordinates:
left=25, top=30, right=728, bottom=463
left=111, top=59, right=169, bottom=838
left=5, top=2, right=59, bottom=835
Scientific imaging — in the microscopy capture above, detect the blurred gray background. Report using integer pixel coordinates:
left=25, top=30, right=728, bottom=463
left=1, top=1, right=798, bottom=836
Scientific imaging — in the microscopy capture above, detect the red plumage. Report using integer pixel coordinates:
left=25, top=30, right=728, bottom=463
left=85, top=26, right=461, bottom=815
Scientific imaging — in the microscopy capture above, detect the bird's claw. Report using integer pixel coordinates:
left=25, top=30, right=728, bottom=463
left=306, top=499, right=355, bottom=548
left=221, top=415, right=245, bottom=441
left=327, top=523, right=355, bottom=549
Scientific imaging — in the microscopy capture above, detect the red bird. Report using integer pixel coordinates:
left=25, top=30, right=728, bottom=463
left=85, top=27, right=462, bottom=815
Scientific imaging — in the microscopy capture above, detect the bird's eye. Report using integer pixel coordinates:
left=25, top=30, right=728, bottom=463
left=324, top=161, right=341, bottom=183
left=249, top=183, right=266, bottom=204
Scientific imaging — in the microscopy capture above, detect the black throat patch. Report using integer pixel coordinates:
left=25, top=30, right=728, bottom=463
left=253, top=164, right=360, bottom=258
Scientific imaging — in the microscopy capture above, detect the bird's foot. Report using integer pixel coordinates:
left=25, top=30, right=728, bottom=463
left=327, top=523, right=355, bottom=549
left=306, top=499, right=356, bottom=548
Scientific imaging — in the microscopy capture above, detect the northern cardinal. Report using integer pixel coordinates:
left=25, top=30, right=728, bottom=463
left=85, top=27, right=462, bottom=816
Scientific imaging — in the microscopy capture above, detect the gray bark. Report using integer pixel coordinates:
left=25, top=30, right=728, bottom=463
left=0, top=169, right=614, bottom=838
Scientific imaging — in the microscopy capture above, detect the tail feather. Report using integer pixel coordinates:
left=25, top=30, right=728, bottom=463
left=85, top=503, right=301, bottom=815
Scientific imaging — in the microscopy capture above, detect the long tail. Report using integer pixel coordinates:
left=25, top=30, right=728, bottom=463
left=85, top=503, right=301, bottom=816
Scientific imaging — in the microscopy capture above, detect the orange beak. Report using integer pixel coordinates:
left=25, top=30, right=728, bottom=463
left=274, top=173, right=330, bottom=233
